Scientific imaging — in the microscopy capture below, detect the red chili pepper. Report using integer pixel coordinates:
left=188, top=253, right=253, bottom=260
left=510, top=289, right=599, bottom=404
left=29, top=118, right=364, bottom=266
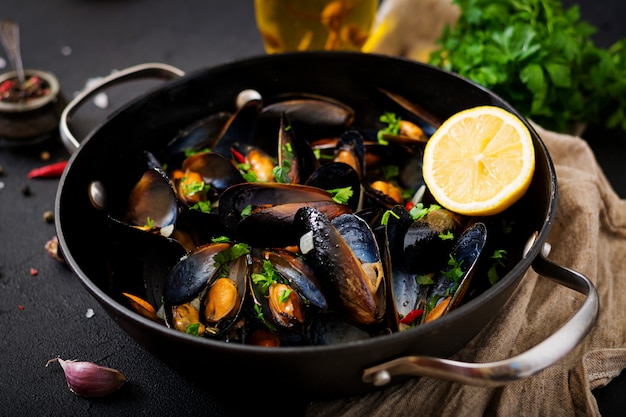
left=405, top=201, right=415, bottom=211
left=230, top=147, right=246, bottom=164
left=399, top=309, right=424, bottom=325
left=27, top=161, right=68, bottom=179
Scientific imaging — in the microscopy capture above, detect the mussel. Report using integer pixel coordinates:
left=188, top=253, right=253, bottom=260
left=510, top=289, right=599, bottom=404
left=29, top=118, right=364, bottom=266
left=163, top=242, right=250, bottom=338
left=218, top=182, right=351, bottom=247
left=296, top=207, right=386, bottom=325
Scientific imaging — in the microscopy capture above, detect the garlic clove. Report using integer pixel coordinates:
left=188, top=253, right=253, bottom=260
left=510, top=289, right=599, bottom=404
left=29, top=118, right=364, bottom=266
left=47, top=357, right=126, bottom=398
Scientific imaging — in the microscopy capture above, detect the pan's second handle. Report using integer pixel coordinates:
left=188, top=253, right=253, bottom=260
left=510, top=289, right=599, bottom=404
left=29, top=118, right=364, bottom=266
left=59, top=62, right=185, bottom=153
left=362, top=242, right=599, bottom=387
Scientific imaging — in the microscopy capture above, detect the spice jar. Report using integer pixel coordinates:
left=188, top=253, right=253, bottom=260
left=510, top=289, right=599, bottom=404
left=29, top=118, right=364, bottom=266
left=0, top=68, right=66, bottom=145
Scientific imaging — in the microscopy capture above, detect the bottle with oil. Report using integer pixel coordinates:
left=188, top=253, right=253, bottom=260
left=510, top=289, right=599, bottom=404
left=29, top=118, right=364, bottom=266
left=254, top=0, right=379, bottom=53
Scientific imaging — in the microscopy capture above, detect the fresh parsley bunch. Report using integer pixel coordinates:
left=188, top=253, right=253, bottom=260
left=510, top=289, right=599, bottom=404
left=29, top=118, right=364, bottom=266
left=428, top=0, right=626, bottom=133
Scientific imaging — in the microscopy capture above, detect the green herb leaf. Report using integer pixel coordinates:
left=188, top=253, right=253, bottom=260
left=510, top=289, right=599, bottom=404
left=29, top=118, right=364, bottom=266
left=408, top=203, right=440, bottom=221
left=416, top=274, right=434, bottom=285
left=380, top=209, right=400, bottom=226
left=213, top=243, right=249, bottom=266
left=185, top=323, right=201, bottom=336
left=382, top=165, right=399, bottom=180
left=438, top=231, right=455, bottom=240
left=442, top=255, right=464, bottom=284
left=430, top=0, right=626, bottom=132
left=241, top=204, right=252, bottom=217
left=253, top=303, right=277, bottom=332
left=251, top=260, right=280, bottom=294
left=182, top=179, right=207, bottom=197
left=272, top=163, right=291, bottom=184
left=327, top=186, right=353, bottom=204
left=278, top=288, right=292, bottom=303
left=190, top=200, right=211, bottom=213
left=376, top=112, right=401, bottom=145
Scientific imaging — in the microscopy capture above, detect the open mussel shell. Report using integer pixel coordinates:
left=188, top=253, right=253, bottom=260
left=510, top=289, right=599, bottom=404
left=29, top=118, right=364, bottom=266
left=257, top=92, right=355, bottom=143
left=124, top=167, right=178, bottom=232
left=161, top=111, right=232, bottom=167
left=247, top=254, right=307, bottom=345
left=305, top=161, right=362, bottom=211
left=211, top=95, right=262, bottom=158
left=162, top=242, right=250, bottom=339
left=163, top=242, right=231, bottom=306
left=295, top=207, right=385, bottom=325
left=374, top=87, right=440, bottom=136
left=381, top=205, right=426, bottom=329
left=277, top=112, right=320, bottom=185
left=180, top=151, right=245, bottom=200
left=202, top=253, right=249, bottom=338
left=260, top=248, right=328, bottom=310
left=403, top=207, right=464, bottom=274
left=445, top=221, right=488, bottom=313
left=425, top=221, right=488, bottom=322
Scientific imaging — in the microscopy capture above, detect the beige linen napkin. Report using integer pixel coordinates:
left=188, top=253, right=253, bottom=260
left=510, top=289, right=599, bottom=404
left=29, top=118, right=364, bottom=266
left=306, top=124, right=626, bottom=416
left=306, top=1, right=626, bottom=414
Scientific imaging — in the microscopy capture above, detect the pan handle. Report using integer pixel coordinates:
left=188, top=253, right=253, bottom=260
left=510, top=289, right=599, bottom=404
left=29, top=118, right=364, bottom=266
left=362, top=241, right=599, bottom=387
left=59, top=62, right=185, bottom=153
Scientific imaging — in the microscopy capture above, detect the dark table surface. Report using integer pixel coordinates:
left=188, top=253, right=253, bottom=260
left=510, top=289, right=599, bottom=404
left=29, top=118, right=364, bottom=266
left=1, top=1, right=625, bottom=416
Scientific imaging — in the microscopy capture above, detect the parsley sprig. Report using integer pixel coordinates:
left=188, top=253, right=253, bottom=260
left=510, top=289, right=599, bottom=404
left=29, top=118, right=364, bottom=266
left=429, top=0, right=626, bottom=132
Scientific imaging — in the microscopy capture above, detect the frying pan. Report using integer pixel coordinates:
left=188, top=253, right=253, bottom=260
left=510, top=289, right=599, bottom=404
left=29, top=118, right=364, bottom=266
left=55, top=54, right=598, bottom=398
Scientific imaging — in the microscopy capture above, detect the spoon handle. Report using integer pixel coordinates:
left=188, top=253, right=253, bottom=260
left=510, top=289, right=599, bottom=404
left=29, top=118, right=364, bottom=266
left=0, top=19, right=26, bottom=84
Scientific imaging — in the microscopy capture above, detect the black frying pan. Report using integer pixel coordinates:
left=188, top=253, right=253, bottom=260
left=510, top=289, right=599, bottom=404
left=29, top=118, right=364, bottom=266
left=55, top=53, right=597, bottom=399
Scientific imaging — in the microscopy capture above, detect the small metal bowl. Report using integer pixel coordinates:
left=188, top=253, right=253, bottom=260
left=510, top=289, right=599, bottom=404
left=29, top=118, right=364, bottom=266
left=0, top=68, right=66, bottom=145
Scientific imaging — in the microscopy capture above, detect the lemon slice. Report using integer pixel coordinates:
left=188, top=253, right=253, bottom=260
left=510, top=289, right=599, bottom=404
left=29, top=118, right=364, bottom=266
left=422, top=106, right=535, bottom=216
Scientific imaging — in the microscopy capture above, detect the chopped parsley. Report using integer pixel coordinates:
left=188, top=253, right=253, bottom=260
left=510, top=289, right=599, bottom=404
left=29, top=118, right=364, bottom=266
left=182, top=178, right=209, bottom=197
left=272, top=160, right=292, bottom=183
left=488, top=249, right=507, bottom=286
left=253, top=303, right=277, bottom=332
left=278, top=288, right=293, bottom=303
left=327, top=186, right=353, bottom=204
left=438, top=231, right=455, bottom=240
left=443, top=255, right=464, bottom=282
left=237, top=163, right=258, bottom=182
left=190, top=200, right=211, bottom=213
left=382, top=165, right=399, bottom=180
left=380, top=209, right=400, bottom=226
left=184, top=148, right=211, bottom=157
left=416, top=274, right=434, bottom=285
left=185, top=322, right=201, bottom=336
left=409, top=203, right=441, bottom=221
left=213, top=243, right=250, bottom=266
left=241, top=204, right=252, bottom=217
left=251, top=260, right=280, bottom=294
left=377, top=112, right=401, bottom=145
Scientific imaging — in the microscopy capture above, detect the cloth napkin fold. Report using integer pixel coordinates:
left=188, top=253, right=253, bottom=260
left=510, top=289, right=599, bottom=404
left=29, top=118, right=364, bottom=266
left=306, top=2, right=626, bottom=414
left=305, top=124, right=626, bottom=416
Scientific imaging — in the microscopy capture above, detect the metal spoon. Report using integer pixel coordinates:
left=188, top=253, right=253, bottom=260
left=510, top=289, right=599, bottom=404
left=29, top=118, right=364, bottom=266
left=0, top=19, right=26, bottom=84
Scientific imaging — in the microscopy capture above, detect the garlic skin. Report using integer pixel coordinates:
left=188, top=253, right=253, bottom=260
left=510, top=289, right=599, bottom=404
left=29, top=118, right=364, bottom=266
left=47, top=358, right=126, bottom=398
